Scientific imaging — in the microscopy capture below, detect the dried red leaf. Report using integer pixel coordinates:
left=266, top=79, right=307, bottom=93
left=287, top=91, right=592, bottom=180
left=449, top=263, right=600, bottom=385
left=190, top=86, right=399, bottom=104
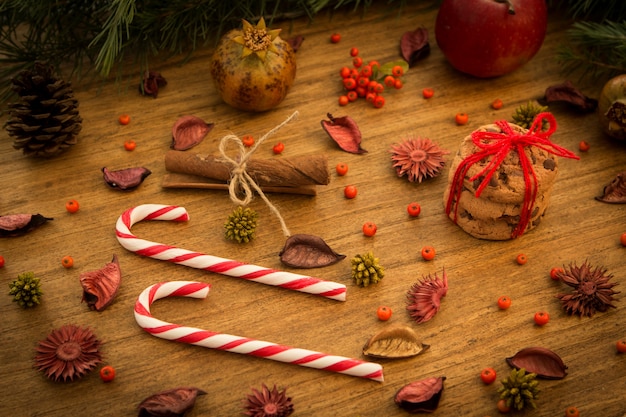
left=320, top=113, right=367, bottom=154
left=279, top=233, right=345, bottom=268
left=0, top=213, right=52, bottom=237
left=171, top=115, right=214, bottom=151
left=80, top=255, right=122, bottom=311
left=400, top=27, right=430, bottom=67
left=287, top=35, right=305, bottom=52
left=138, top=387, right=206, bottom=417
left=595, top=171, right=626, bottom=203
left=141, top=71, right=167, bottom=98
left=543, top=80, right=598, bottom=113
left=394, top=376, right=446, bottom=413
left=102, top=166, right=152, bottom=191
left=506, top=347, right=568, bottom=379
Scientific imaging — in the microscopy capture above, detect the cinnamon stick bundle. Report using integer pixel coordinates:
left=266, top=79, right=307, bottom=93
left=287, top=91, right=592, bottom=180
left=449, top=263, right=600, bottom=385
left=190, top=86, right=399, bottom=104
left=164, top=150, right=330, bottom=187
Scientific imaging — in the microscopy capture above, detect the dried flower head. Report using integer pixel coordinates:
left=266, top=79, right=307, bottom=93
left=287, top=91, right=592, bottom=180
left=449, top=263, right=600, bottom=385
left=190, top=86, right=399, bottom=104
left=351, top=252, right=385, bottom=287
left=512, top=101, right=548, bottom=129
left=498, top=368, right=540, bottom=411
left=406, top=269, right=448, bottom=324
left=8, top=271, right=43, bottom=308
left=555, top=260, right=619, bottom=317
left=225, top=206, right=258, bottom=243
left=390, top=136, right=449, bottom=183
left=243, top=384, right=294, bottom=417
left=35, top=324, right=103, bottom=382
left=233, top=18, right=281, bottom=61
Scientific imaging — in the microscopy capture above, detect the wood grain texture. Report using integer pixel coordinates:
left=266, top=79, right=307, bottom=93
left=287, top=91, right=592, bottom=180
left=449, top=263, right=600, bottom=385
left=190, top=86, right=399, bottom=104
left=1, top=3, right=626, bottom=416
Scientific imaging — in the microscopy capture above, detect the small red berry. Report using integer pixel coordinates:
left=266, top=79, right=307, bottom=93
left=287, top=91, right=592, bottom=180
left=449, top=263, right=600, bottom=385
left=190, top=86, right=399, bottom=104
left=391, top=65, right=404, bottom=77
left=491, top=99, right=503, bottom=110
left=61, top=255, right=74, bottom=269
left=124, top=140, right=136, bottom=151
left=339, top=66, right=351, bottom=78
left=360, top=65, right=373, bottom=78
left=346, top=91, right=358, bottom=102
left=497, top=296, right=511, bottom=310
left=338, top=95, right=349, bottom=106
left=368, top=60, right=380, bottom=71
left=365, top=92, right=377, bottom=103
left=384, top=75, right=396, bottom=87
left=353, top=56, right=363, bottom=68
left=455, top=112, right=469, bottom=125
left=497, top=399, right=511, bottom=413
left=356, top=86, right=367, bottom=98
left=65, top=199, right=80, bottom=213
left=550, top=267, right=564, bottom=280
left=330, top=33, right=341, bottom=43
left=335, top=162, right=349, bottom=176
left=241, top=135, right=255, bottom=147
left=118, top=114, right=130, bottom=125
left=407, top=202, right=421, bottom=217
left=357, top=76, right=369, bottom=88
left=376, top=306, right=393, bottom=321
left=421, top=245, right=436, bottom=261
left=480, top=367, right=497, bottom=384
left=373, top=95, right=385, bottom=108
left=362, top=221, right=377, bottom=237
left=620, top=232, right=626, bottom=247
left=272, top=142, right=285, bottom=155
left=393, top=78, right=403, bottom=89
left=349, top=47, right=359, bottom=57
left=373, top=82, right=384, bottom=94
left=99, top=365, right=116, bottom=382
left=565, top=406, right=580, bottom=417
left=422, top=88, right=434, bottom=99
left=344, top=185, right=358, bottom=199
left=534, top=311, right=550, bottom=326
left=343, top=77, right=357, bottom=90
left=579, top=140, right=590, bottom=152
left=516, top=253, right=527, bottom=265
left=0, top=255, right=5, bottom=268
left=616, top=339, right=626, bottom=353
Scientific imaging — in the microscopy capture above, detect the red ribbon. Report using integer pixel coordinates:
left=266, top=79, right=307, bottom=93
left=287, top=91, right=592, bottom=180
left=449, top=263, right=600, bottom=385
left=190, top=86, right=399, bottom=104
left=445, top=112, right=579, bottom=238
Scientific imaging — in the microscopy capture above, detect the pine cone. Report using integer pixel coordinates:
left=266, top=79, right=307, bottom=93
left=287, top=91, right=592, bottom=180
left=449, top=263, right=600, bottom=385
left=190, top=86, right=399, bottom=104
left=497, top=368, right=540, bottom=411
left=224, top=206, right=258, bottom=243
left=5, top=62, right=82, bottom=157
left=351, top=252, right=385, bottom=287
left=8, top=271, right=43, bottom=308
left=511, top=101, right=548, bottom=129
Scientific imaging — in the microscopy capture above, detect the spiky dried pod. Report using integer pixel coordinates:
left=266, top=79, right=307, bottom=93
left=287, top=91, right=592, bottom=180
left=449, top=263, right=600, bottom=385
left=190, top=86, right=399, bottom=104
left=8, top=271, right=43, bottom=308
left=350, top=252, right=385, bottom=287
left=498, top=368, right=540, bottom=411
left=224, top=206, right=258, bottom=243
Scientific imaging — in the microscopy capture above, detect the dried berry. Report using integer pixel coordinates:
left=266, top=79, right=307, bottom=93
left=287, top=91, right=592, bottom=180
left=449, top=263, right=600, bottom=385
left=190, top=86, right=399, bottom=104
left=321, top=113, right=367, bottom=154
left=497, top=368, right=540, bottom=411
left=171, top=115, right=214, bottom=151
left=224, top=206, right=258, bottom=243
left=80, top=255, right=122, bottom=312
left=0, top=213, right=52, bottom=237
left=506, top=347, right=568, bottom=379
left=363, top=324, right=429, bottom=359
left=542, top=80, right=597, bottom=113
left=351, top=252, right=385, bottom=287
left=8, top=271, right=43, bottom=308
left=394, top=376, right=446, bottom=413
left=102, top=167, right=152, bottom=191
left=138, top=387, right=206, bottom=417
left=279, top=234, right=345, bottom=268
left=595, top=171, right=626, bottom=203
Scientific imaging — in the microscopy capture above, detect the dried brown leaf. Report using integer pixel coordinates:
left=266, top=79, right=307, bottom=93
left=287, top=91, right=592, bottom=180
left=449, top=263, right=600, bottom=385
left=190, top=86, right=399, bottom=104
left=543, top=80, right=598, bottom=113
left=171, top=116, right=214, bottom=151
left=279, top=234, right=345, bottom=268
left=363, top=324, right=429, bottom=359
left=0, top=213, right=52, bottom=237
left=595, top=171, right=626, bottom=203
left=102, top=167, right=152, bottom=191
left=506, top=346, right=568, bottom=379
left=138, top=387, right=206, bottom=417
left=394, top=376, right=446, bottom=413
left=400, top=27, right=430, bottom=67
left=80, top=255, right=122, bottom=311
left=320, top=113, right=367, bottom=154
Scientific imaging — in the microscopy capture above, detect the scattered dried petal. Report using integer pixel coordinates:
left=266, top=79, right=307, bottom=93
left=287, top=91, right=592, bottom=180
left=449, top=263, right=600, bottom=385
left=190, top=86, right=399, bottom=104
left=80, top=255, right=122, bottom=311
left=279, top=234, right=345, bottom=268
left=543, top=80, right=598, bottom=113
left=363, top=324, right=429, bottom=359
left=595, top=171, right=626, bottom=203
left=320, top=113, right=367, bottom=154
left=406, top=269, right=448, bottom=324
left=171, top=116, right=214, bottom=151
left=506, top=347, right=568, bottom=379
left=400, top=27, right=430, bottom=67
left=141, top=71, right=167, bottom=98
left=138, top=387, right=206, bottom=417
left=287, top=35, right=304, bottom=52
left=394, top=376, right=446, bottom=413
left=0, top=213, right=52, bottom=237
left=102, top=166, right=152, bottom=191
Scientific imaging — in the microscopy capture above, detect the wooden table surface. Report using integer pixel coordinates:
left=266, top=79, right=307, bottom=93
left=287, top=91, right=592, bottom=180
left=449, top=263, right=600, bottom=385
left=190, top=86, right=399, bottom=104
left=1, top=3, right=625, bottom=416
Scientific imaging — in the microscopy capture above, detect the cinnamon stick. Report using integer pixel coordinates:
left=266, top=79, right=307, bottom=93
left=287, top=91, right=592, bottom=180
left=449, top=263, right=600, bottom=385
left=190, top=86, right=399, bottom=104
left=164, top=150, right=330, bottom=187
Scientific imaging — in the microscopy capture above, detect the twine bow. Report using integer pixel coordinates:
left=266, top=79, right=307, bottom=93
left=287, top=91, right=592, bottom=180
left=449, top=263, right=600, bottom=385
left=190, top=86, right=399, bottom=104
left=218, top=111, right=299, bottom=237
left=445, top=112, right=579, bottom=238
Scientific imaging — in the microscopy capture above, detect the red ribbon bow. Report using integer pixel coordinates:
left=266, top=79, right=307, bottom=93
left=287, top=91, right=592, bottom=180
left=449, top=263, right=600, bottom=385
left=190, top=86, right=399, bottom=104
left=445, top=112, right=579, bottom=238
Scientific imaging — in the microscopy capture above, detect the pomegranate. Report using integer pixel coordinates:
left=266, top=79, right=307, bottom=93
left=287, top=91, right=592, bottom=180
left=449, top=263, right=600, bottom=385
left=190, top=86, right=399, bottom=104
left=598, top=74, right=626, bottom=142
left=210, top=18, right=296, bottom=112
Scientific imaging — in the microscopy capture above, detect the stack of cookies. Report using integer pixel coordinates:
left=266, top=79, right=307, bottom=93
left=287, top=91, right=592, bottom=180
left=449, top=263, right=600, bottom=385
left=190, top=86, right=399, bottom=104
left=443, top=122, right=559, bottom=240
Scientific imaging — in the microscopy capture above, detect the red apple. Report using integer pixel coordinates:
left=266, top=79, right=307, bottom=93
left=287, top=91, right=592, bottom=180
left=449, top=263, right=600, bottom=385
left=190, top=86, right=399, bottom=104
left=435, top=0, right=547, bottom=78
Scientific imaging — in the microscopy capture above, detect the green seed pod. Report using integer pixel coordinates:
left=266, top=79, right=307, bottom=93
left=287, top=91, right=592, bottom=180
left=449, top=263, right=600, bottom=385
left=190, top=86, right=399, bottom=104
left=8, top=271, right=43, bottom=308
left=224, top=206, right=258, bottom=243
left=351, top=252, right=385, bottom=287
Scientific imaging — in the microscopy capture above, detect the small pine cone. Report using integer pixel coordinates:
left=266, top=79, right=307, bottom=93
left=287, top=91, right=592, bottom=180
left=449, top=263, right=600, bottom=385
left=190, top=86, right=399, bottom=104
left=351, top=252, right=385, bottom=287
left=224, top=206, right=258, bottom=243
left=497, top=368, right=540, bottom=411
left=511, top=101, right=548, bottom=129
left=8, top=272, right=43, bottom=308
left=5, top=62, right=82, bottom=157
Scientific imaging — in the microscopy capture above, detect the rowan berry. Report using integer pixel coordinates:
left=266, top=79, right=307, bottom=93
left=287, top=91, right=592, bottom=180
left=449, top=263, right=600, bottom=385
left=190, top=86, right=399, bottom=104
left=497, top=295, right=511, bottom=310
left=480, top=367, right=497, bottom=384
left=360, top=65, right=373, bottom=78
left=516, top=253, right=527, bottom=265
left=455, top=112, right=469, bottom=125
left=365, top=92, right=377, bottom=103
left=384, top=75, right=396, bottom=87
left=338, top=95, right=349, bottom=106
left=407, top=202, right=421, bottom=217
left=65, top=199, right=80, bottom=213
left=0, top=255, right=5, bottom=268
left=344, top=185, right=358, bottom=199
left=368, top=60, right=380, bottom=71
left=421, top=245, right=436, bottom=261
left=241, top=135, right=255, bottom=147
left=346, top=91, right=358, bottom=102
left=61, top=255, right=74, bottom=269
left=497, top=399, right=511, bottom=413
left=362, top=221, right=377, bottom=237
left=357, top=76, right=369, bottom=88
left=550, top=267, right=564, bottom=280
left=422, top=88, right=434, bottom=99
left=335, top=162, right=349, bottom=176
left=343, top=77, right=357, bottom=90
left=118, top=114, right=130, bottom=125
left=272, top=142, right=285, bottom=154
left=356, top=87, right=367, bottom=98
left=621, top=232, right=626, bottom=247
left=99, top=365, right=116, bottom=382
left=340, top=66, right=351, bottom=78
left=353, top=56, right=363, bottom=68
left=565, top=406, right=580, bottom=417
left=491, top=99, right=503, bottom=110
left=373, top=82, right=384, bottom=94
left=330, top=33, right=341, bottom=43
left=373, top=95, right=385, bottom=108
left=534, top=311, right=550, bottom=326
left=124, top=140, right=136, bottom=151
left=616, top=339, right=626, bottom=353
left=579, top=140, right=590, bottom=152
left=376, top=305, right=392, bottom=321
left=391, top=65, right=404, bottom=77
left=393, top=78, right=403, bottom=89
left=349, top=47, right=359, bottom=57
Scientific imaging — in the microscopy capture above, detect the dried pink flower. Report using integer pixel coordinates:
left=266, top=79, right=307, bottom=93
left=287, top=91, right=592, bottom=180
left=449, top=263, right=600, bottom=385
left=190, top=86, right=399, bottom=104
left=243, top=384, right=294, bottom=417
left=390, top=137, right=449, bottom=182
left=34, top=324, right=103, bottom=382
left=406, top=269, right=449, bottom=324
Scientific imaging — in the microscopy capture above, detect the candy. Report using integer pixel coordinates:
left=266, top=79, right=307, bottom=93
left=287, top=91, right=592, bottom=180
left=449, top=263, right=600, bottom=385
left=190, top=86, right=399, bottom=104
left=115, top=204, right=347, bottom=301
left=135, top=281, right=384, bottom=381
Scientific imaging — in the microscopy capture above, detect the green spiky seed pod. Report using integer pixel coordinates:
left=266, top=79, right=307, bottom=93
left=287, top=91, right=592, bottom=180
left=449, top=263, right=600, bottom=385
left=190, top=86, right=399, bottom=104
left=351, top=252, right=385, bottom=287
left=8, top=271, right=43, bottom=308
left=511, top=101, right=549, bottom=129
left=224, top=206, right=258, bottom=243
left=497, top=368, right=540, bottom=411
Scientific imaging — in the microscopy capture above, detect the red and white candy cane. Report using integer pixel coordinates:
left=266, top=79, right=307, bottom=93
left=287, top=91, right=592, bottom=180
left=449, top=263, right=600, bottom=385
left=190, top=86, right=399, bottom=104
left=116, top=204, right=347, bottom=301
left=135, top=281, right=384, bottom=381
